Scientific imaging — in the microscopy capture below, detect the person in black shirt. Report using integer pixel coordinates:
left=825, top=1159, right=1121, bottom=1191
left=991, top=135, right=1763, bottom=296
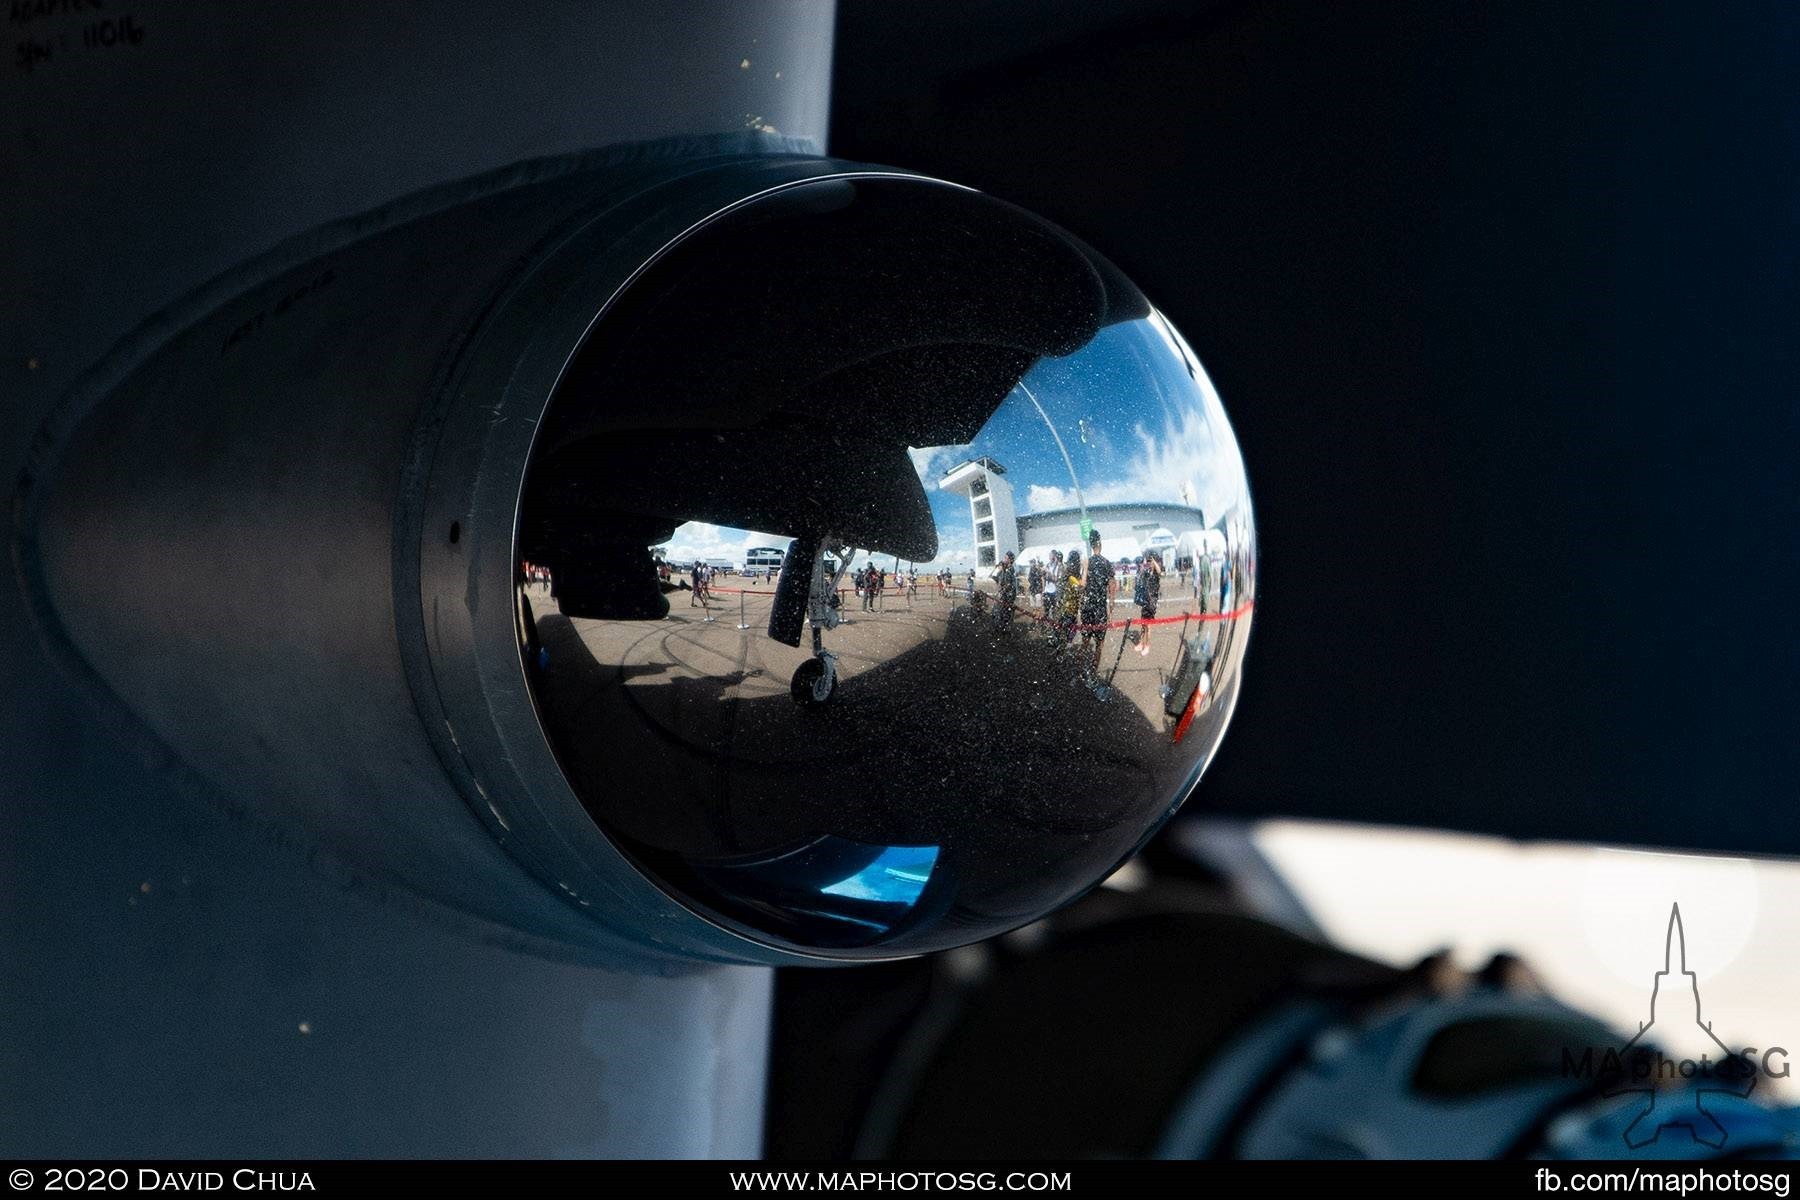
left=1079, top=530, right=1116, bottom=674
left=993, top=551, right=1018, bottom=626
left=1137, top=550, right=1163, bottom=656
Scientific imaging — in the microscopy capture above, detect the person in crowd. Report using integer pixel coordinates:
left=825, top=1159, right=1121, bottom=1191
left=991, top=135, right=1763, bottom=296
left=1079, top=531, right=1116, bottom=674
left=518, top=562, right=546, bottom=672
left=1041, top=550, right=1062, bottom=626
left=1137, top=550, right=1163, bottom=656
left=993, top=551, right=1018, bottom=626
left=689, top=560, right=703, bottom=607
left=1057, top=549, right=1082, bottom=644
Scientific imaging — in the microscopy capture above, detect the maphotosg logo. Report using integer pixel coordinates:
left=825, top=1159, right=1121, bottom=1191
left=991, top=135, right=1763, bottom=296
left=1561, top=903, right=1789, bottom=1149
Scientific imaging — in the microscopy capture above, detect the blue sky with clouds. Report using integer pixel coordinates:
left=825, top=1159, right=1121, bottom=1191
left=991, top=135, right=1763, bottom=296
left=663, top=310, right=1250, bottom=571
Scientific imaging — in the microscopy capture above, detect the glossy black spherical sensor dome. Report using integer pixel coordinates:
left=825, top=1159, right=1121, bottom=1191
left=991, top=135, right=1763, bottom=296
left=515, top=175, right=1255, bottom=957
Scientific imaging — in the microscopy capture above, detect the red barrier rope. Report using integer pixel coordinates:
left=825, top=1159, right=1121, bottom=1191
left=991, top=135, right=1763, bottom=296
left=704, top=584, right=896, bottom=596
left=1013, top=598, right=1254, bottom=633
left=692, top=583, right=1253, bottom=632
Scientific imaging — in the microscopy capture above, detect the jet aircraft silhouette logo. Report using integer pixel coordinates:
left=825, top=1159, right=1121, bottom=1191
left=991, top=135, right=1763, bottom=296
left=1606, top=903, right=1757, bottom=1149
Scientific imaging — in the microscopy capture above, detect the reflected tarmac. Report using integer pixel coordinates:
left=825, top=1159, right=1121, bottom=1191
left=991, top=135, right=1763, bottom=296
left=524, top=574, right=1251, bottom=949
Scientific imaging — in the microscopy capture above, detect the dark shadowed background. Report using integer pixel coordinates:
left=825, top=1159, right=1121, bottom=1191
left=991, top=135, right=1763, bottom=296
left=833, top=0, right=1800, bottom=856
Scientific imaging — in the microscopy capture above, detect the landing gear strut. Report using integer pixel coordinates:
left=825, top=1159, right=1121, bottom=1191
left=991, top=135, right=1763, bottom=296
left=768, top=535, right=852, bottom=706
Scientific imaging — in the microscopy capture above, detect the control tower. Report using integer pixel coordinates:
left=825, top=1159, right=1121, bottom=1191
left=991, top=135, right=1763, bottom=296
left=938, top=456, right=1019, bottom=568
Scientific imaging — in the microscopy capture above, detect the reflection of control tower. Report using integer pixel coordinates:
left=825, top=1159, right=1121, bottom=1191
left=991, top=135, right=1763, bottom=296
left=939, top=457, right=1019, bottom=568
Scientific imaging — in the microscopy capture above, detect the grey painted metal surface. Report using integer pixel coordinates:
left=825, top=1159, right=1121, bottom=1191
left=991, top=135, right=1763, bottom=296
left=2, top=0, right=832, bottom=1158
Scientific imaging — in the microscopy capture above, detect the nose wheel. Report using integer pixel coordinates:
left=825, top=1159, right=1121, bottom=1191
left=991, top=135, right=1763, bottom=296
left=777, top=535, right=852, bottom=707
left=791, top=652, right=838, bottom=706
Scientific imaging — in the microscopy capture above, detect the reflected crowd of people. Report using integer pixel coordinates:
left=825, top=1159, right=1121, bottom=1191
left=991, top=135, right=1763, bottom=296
left=525, top=521, right=1251, bottom=739
left=964, top=527, right=1253, bottom=724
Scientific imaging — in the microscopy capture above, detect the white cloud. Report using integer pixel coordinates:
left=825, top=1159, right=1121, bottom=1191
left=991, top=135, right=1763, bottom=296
left=660, top=521, right=789, bottom=565
left=1019, top=398, right=1246, bottom=524
left=908, top=443, right=972, bottom=487
left=661, top=521, right=970, bottom=573
left=911, top=518, right=974, bottom=571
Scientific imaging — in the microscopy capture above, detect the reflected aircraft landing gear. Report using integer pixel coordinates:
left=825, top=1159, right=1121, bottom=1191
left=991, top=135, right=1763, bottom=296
left=791, top=654, right=836, bottom=706
left=770, top=535, right=853, bottom=707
